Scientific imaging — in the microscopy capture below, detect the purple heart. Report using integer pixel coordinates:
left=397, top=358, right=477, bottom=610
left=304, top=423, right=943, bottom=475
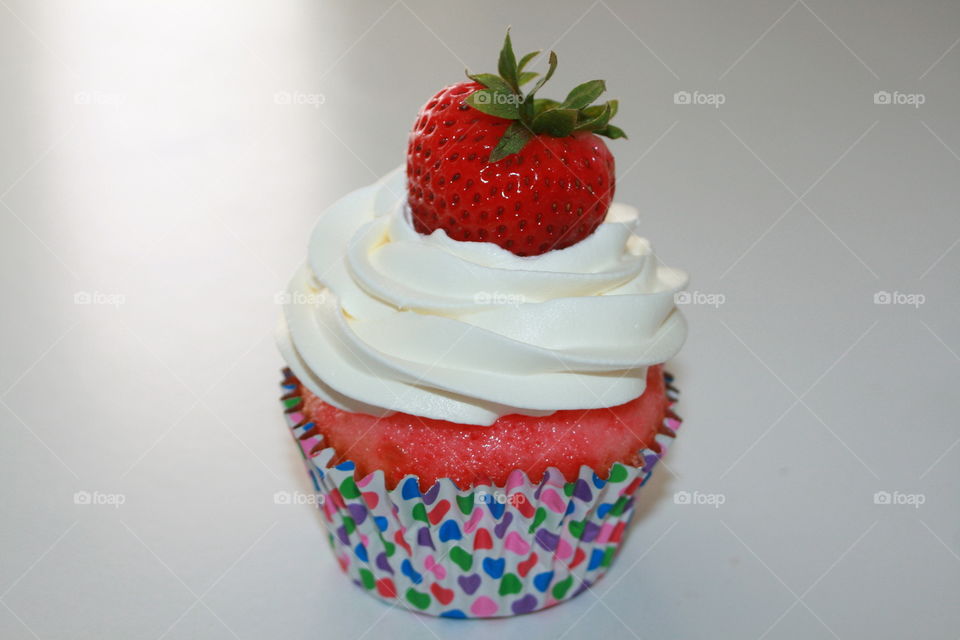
left=581, top=521, right=601, bottom=542
left=573, top=580, right=592, bottom=597
left=642, top=453, right=660, bottom=472
left=375, top=552, right=393, bottom=574
left=511, top=594, right=538, bottom=615
left=423, top=483, right=440, bottom=505
left=572, top=479, right=592, bottom=502
left=458, top=573, right=482, bottom=595
left=416, top=526, right=435, bottom=549
left=494, top=511, right=514, bottom=539
left=347, top=503, right=368, bottom=525
left=535, top=529, right=559, bottom=552
left=336, top=526, right=350, bottom=545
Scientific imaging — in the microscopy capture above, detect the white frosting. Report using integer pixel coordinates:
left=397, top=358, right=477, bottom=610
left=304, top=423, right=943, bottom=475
left=276, top=167, right=688, bottom=426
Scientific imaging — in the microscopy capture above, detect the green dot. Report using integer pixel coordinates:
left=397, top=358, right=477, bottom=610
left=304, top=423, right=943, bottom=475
left=342, top=516, right=356, bottom=534
left=568, top=520, right=585, bottom=539
left=359, top=568, right=375, bottom=589
left=499, top=572, right=523, bottom=596
left=528, top=507, right=547, bottom=534
left=450, top=546, right=473, bottom=571
left=602, top=546, right=616, bottom=567
left=411, top=503, right=428, bottom=523
left=339, top=477, right=361, bottom=499
left=608, top=463, right=628, bottom=483
left=552, top=575, right=574, bottom=599
left=405, top=588, right=431, bottom=610
left=456, top=493, right=475, bottom=515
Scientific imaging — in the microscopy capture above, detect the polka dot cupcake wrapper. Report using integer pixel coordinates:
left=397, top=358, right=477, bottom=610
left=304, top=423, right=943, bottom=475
left=280, top=369, right=682, bottom=618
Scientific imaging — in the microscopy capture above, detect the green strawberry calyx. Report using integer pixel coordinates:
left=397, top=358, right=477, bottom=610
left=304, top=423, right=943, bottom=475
left=465, top=29, right=626, bottom=162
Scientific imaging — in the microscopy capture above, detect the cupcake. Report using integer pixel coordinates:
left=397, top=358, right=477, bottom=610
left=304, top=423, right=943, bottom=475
left=277, top=31, right=687, bottom=618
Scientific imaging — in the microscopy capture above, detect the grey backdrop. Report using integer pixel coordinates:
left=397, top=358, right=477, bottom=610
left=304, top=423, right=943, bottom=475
left=1, top=1, right=958, bottom=638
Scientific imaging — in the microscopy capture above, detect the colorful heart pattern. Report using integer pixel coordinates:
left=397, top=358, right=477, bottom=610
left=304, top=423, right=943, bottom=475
left=280, top=369, right=681, bottom=618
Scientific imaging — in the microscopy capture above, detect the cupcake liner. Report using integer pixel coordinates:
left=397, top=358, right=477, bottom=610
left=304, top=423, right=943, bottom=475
left=280, top=368, right=682, bottom=618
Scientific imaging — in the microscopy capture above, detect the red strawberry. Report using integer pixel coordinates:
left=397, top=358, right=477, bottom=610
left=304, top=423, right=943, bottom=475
left=406, top=31, right=625, bottom=257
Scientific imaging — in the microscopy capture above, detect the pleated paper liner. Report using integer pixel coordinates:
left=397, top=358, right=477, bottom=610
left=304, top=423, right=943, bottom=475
left=280, top=368, right=681, bottom=618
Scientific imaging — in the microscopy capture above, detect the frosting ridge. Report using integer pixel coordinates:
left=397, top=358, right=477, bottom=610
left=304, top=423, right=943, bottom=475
left=276, top=168, right=687, bottom=425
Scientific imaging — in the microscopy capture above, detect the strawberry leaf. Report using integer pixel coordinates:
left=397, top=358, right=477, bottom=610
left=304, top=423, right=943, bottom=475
left=517, top=71, right=539, bottom=86
left=563, top=80, right=606, bottom=110
left=527, top=51, right=558, bottom=100
left=596, top=124, right=627, bottom=140
left=467, top=72, right=514, bottom=95
left=574, top=102, right=612, bottom=132
left=579, top=103, right=605, bottom=119
left=462, top=30, right=626, bottom=159
left=489, top=121, right=533, bottom=162
left=466, top=90, right=520, bottom=119
left=606, top=99, right=619, bottom=119
left=532, top=108, right=578, bottom=137
left=533, top=98, right=560, bottom=112
left=498, top=30, right=519, bottom=91
left=517, top=50, right=540, bottom=73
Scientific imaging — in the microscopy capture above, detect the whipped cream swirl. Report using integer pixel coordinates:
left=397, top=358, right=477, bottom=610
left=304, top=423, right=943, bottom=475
left=277, top=168, right=688, bottom=426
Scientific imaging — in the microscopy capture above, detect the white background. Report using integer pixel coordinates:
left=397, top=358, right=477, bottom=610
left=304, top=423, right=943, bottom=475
left=1, top=1, right=958, bottom=638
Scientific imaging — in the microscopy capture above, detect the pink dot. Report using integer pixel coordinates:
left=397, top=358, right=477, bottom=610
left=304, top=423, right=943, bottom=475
left=596, top=523, right=615, bottom=544
left=505, top=470, right=525, bottom=492
left=470, top=595, right=499, bottom=617
left=504, top=531, right=531, bottom=555
left=541, top=489, right=565, bottom=513
left=464, top=507, right=484, bottom=534
left=322, top=501, right=336, bottom=519
left=299, top=437, right=320, bottom=457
